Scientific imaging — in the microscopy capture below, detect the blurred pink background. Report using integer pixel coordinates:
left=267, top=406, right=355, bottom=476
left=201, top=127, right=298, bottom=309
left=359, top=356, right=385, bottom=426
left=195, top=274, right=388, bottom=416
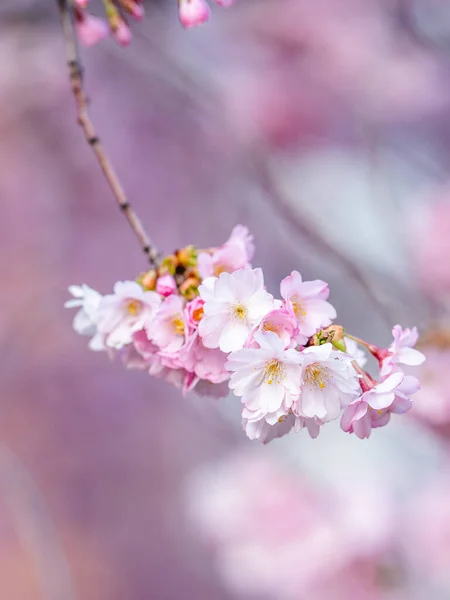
left=2, top=0, right=450, bottom=598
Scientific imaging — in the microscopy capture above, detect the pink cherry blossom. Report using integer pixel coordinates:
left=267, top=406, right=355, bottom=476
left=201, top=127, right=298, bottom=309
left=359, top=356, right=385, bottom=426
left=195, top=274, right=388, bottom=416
left=151, top=294, right=187, bottom=353
left=180, top=330, right=229, bottom=384
left=380, top=325, right=425, bottom=376
left=75, top=12, right=109, bottom=47
left=341, top=372, right=420, bottom=439
left=96, top=281, right=161, bottom=350
left=227, top=331, right=303, bottom=426
left=184, top=296, right=205, bottom=333
left=178, top=0, right=210, bottom=28
left=199, top=267, right=274, bottom=353
left=245, top=307, right=297, bottom=349
left=156, top=274, right=177, bottom=297
left=197, top=225, right=254, bottom=280
left=296, top=343, right=359, bottom=421
left=280, top=270, right=336, bottom=343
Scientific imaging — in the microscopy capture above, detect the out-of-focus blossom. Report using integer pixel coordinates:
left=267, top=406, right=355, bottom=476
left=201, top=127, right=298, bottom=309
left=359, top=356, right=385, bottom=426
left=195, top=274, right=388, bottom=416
left=74, top=11, right=109, bottom=47
left=199, top=267, right=274, bottom=352
left=178, top=0, right=210, bottom=28
left=280, top=270, right=336, bottom=344
left=188, top=452, right=396, bottom=600
left=65, top=284, right=105, bottom=351
left=403, top=476, right=450, bottom=587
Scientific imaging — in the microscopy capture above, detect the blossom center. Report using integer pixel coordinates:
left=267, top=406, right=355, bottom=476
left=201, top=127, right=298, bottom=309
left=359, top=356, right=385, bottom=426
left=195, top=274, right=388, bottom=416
left=192, top=306, right=204, bottom=322
left=127, top=299, right=142, bottom=316
left=291, top=295, right=306, bottom=318
left=262, top=321, right=280, bottom=335
left=231, top=303, right=248, bottom=322
left=305, top=363, right=327, bottom=390
left=264, top=359, right=286, bottom=385
left=172, top=315, right=185, bottom=335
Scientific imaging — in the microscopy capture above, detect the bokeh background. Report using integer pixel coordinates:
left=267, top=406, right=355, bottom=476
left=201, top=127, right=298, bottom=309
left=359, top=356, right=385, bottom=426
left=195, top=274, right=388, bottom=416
left=2, top=0, right=450, bottom=598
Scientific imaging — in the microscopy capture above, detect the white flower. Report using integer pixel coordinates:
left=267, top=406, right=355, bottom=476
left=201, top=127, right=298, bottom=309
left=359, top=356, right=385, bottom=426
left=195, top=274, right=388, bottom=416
left=296, top=343, right=360, bottom=421
left=65, top=284, right=104, bottom=351
left=199, top=267, right=274, bottom=353
left=96, top=281, right=161, bottom=349
left=226, top=331, right=303, bottom=424
left=344, top=337, right=367, bottom=368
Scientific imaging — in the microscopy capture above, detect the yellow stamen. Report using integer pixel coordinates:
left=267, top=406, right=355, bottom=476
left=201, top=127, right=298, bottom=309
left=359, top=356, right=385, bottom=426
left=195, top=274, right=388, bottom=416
left=172, top=315, right=185, bottom=335
left=232, top=303, right=248, bottom=321
left=291, top=295, right=307, bottom=318
left=264, top=359, right=286, bottom=385
left=305, top=364, right=327, bottom=390
left=127, top=300, right=142, bottom=316
left=262, top=321, right=280, bottom=335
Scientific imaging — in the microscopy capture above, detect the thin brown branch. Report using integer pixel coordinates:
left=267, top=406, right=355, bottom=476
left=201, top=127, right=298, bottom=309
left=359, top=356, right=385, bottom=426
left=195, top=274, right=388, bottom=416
left=56, top=0, right=160, bottom=267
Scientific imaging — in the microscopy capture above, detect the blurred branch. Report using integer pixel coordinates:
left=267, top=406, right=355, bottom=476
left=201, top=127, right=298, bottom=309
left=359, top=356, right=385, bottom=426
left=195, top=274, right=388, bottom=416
left=0, top=444, right=77, bottom=600
left=56, top=0, right=160, bottom=267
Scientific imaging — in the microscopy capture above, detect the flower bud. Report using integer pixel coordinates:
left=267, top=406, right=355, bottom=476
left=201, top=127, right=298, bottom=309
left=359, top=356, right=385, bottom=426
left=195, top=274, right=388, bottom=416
left=178, top=0, right=210, bottom=28
left=156, top=274, right=177, bottom=297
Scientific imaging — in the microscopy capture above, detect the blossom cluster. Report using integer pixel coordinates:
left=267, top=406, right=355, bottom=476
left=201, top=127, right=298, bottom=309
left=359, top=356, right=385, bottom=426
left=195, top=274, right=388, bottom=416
left=70, top=0, right=235, bottom=48
left=66, top=225, right=425, bottom=442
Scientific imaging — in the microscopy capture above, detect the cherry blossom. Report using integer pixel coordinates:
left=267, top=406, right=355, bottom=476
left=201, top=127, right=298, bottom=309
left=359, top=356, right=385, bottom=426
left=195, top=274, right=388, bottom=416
left=150, top=294, right=187, bottom=353
left=380, top=325, right=425, bottom=376
left=96, top=281, right=161, bottom=350
left=197, top=225, right=254, bottom=280
left=227, top=331, right=303, bottom=425
left=296, top=343, right=359, bottom=421
left=280, top=271, right=337, bottom=344
left=198, top=267, right=274, bottom=353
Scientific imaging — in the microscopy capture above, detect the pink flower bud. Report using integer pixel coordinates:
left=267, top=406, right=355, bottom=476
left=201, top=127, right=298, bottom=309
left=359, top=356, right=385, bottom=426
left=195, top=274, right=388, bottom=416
left=73, top=0, right=90, bottom=7
left=156, top=274, right=177, bottom=297
left=178, top=0, right=210, bottom=29
left=75, top=13, right=109, bottom=47
left=112, top=20, right=132, bottom=46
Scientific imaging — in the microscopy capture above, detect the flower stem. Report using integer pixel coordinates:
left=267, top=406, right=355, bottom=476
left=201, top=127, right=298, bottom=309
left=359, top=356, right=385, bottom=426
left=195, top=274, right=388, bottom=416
left=56, top=0, right=160, bottom=267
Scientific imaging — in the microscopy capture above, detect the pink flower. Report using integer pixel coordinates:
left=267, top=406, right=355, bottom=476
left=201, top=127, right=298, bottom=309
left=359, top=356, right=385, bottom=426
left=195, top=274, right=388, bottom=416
left=151, top=295, right=187, bottom=353
left=227, top=331, right=303, bottom=426
left=75, top=13, right=109, bottom=47
left=296, top=343, right=359, bottom=421
left=341, top=372, right=420, bottom=439
left=178, top=0, right=210, bottom=28
left=156, top=274, right=177, bottom=297
left=246, top=307, right=298, bottom=349
left=380, top=325, right=425, bottom=376
left=180, top=330, right=229, bottom=384
left=184, top=297, right=205, bottom=333
left=197, top=225, right=254, bottom=280
left=280, top=271, right=336, bottom=343
left=199, top=267, right=274, bottom=353
left=96, top=281, right=161, bottom=349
